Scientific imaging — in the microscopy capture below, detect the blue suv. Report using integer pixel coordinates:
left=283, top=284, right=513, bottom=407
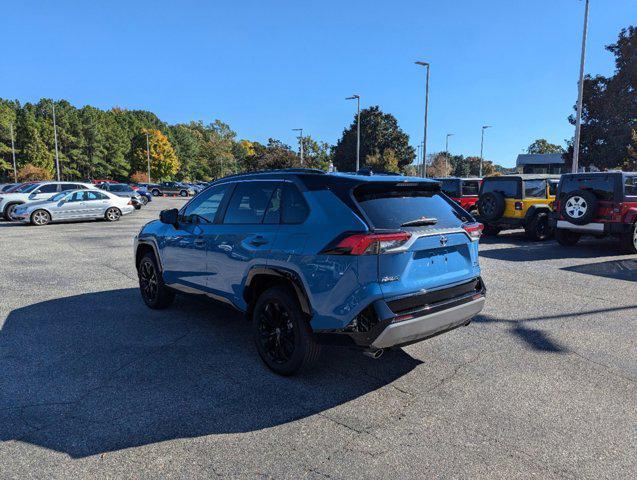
left=134, top=169, right=486, bottom=375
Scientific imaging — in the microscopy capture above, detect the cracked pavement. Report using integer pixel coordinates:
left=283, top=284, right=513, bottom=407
left=0, top=197, right=635, bottom=479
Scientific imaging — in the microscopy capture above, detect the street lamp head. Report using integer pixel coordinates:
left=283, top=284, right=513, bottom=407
left=292, top=128, right=302, bottom=132
left=345, top=95, right=360, bottom=100
left=446, top=133, right=455, bottom=137
left=415, top=61, right=429, bottom=67
left=482, top=125, right=492, bottom=130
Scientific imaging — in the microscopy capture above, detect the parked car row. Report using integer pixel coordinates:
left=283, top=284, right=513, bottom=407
left=435, top=171, right=637, bottom=253
left=0, top=181, right=149, bottom=226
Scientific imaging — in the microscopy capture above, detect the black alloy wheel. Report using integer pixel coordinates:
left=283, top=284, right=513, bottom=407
left=138, top=253, right=175, bottom=309
left=253, top=286, right=320, bottom=375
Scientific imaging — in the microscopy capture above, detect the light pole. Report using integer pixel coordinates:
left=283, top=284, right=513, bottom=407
left=51, top=101, right=60, bottom=181
left=145, top=132, right=151, bottom=182
left=415, top=61, right=430, bottom=177
left=292, top=128, right=304, bottom=166
left=9, top=123, right=17, bottom=182
left=572, top=0, right=590, bottom=173
left=479, top=126, right=491, bottom=177
left=445, top=133, right=454, bottom=176
left=346, top=95, right=361, bottom=171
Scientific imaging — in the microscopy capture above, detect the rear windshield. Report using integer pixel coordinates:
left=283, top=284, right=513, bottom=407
left=559, top=175, right=616, bottom=201
left=481, top=178, right=519, bottom=198
left=354, top=183, right=467, bottom=230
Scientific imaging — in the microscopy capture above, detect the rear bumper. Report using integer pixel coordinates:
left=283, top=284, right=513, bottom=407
left=371, top=297, right=485, bottom=349
left=314, top=277, right=486, bottom=349
left=549, top=217, right=632, bottom=234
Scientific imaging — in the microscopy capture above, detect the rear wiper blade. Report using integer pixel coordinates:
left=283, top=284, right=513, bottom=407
left=400, top=217, right=438, bottom=227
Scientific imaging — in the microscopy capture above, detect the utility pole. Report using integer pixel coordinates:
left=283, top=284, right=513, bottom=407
left=415, top=61, right=430, bottom=177
left=572, top=0, right=590, bottom=173
left=52, top=102, right=60, bottom=181
left=479, top=126, right=492, bottom=177
left=9, top=123, right=17, bottom=182
left=346, top=95, right=361, bottom=171
left=145, top=132, right=151, bottom=182
left=292, top=128, right=304, bottom=166
left=445, top=133, right=454, bottom=177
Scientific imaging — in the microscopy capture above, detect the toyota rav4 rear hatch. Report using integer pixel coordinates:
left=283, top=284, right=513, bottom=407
left=352, top=181, right=481, bottom=298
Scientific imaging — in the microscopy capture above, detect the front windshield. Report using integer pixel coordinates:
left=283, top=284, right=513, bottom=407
left=48, top=192, right=69, bottom=202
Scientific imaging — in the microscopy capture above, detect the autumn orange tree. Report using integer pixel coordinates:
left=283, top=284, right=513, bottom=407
left=17, top=163, right=53, bottom=181
left=131, top=129, right=180, bottom=182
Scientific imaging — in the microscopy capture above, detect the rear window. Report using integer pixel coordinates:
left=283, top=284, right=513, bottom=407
left=559, top=175, right=616, bottom=201
left=461, top=180, right=480, bottom=196
left=354, top=183, right=467, bottom=230
left=438, top=179, right=460, bottom=197
left=481, top=178, right=519, bottom=198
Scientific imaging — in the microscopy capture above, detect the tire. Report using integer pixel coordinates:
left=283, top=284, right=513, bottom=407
left=104, top=207, right=122, bottom=222
left=252, top=286, right=321, bottom=376
left=151, top=189, right=160, bottom=197
left=619, top=222, right=637, bottom=254
left=561, top=190, right=598, bottom=225
left=3, top=203, right=21, bottom=221
left=482, top=225, right=501, bottom=236
left=138, top=252, right=175, bottom=309
left=525, top=212, right=552, bottom=241
left=478, top=192, right=506, bottom=221
left=134, top=204, right=142, bottom=210
left=179, top=190, right=188, bottom=197
left=555, top=229, right=581, bottom=247
left=31, top=209, right=51, bottom=226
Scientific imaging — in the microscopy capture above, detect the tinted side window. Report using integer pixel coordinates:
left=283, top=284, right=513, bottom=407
left=183, top=184, right=230, bottom=223
left=224, top=182, right=277, bottom=224
left=38, top=184, right=59, bottom=194
left=481, top=179, right=519, bottom=198
left=548, top=180, right=558, bottom=196
left=523, top=180, right=546, bottom=198
left=263, top=187, right=282, bottom=224
left=281, top=183, right=309, bottom=224
left=86, top=191, right=107, bottom=200
left=625, top=176, right=637, bottom=197
left=461, top=181, right=479, bottom=196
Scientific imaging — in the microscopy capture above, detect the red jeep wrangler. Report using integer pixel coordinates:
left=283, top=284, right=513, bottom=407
left=436, top=177, right=481, bottom=215
left=550, top=172, right=637, bottom=253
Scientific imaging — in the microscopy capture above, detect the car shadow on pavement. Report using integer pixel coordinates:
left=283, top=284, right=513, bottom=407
left=0, top=288, right=422, bottom=458
left=479, top=239, right=625, bottom=262
left=562, top=259, right=637, bottom=282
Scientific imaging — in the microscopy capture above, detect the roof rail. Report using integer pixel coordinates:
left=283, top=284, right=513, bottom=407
left=212, top=168, right=326, bottom=182
left=355, top=167, right=396, bottom=176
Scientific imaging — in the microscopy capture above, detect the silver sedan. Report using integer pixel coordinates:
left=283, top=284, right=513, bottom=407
left=11, top=189, right=135, bottom=226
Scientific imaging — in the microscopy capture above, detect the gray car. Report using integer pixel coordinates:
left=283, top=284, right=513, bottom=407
left=99, top=183, right=145, bottom=208
left=11, top=189, right=135, bottom=226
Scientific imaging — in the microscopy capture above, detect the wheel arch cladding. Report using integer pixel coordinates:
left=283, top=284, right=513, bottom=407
left=136, top=242, right=160, bottom=271
left=524, top=205, right=550, bottom=222
left=244, top=268, right=312, bottom=317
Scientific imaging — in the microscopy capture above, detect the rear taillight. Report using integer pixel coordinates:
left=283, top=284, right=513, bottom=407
left=462, top=222, right=483, bottom=241
left=324, top=232, right=411, bottom=255
left=514, top=201, right=523, bottom=210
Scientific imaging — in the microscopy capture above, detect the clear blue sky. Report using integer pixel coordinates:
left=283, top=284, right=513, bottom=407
left=2, top=0, right=635, bottom=167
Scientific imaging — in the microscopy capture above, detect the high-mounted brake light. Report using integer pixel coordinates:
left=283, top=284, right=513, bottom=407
left=462, top=222, right=483, bottom=240
left=325, top=232, right=412, bottom=255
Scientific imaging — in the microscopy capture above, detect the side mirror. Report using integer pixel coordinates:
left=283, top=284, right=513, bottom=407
left=160, top=208, right=179, bottom=226
left=29, top=193, right=37, bottom=199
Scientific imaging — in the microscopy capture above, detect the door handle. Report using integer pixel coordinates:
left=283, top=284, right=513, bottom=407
left=250, top=237, right=268, bottom=246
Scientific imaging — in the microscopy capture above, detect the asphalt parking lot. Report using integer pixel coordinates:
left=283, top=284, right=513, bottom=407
left=1, top=197, right=635, bottom=479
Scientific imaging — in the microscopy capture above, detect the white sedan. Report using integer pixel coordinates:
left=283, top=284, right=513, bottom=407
left=11, top=189, right=135, bottom=226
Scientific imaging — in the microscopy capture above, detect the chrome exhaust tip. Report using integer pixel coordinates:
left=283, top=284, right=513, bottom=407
left=363, top=348, right=384, bottom=359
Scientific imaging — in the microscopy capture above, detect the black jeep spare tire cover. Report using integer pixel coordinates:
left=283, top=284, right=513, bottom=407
left=561, top=190, right=598, bottom=225
left=478, top=192, right=506, bottom=221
